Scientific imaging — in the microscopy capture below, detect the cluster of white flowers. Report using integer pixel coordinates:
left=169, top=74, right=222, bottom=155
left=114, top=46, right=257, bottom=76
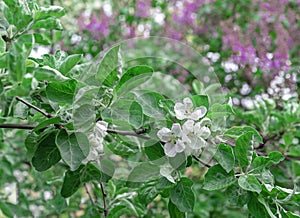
left=157, top=97, right=211, bottom=157
left=83, top=121, right=108, bottom=163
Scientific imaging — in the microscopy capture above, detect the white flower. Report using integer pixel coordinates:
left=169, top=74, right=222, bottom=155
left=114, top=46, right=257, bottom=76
left=83, top=121, right=108, bottom=163
left=157, top=123, right=185, bottom=157
left=174, top=97, right=207, bottom=120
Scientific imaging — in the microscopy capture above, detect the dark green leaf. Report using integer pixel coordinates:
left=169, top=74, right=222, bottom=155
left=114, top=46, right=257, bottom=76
left=46, top=79, right=77, bottom=104
left=252, top=151, right=284, bottom=171
left=56, top=130, right=89, bottom=171
left=168, top=200, right=185, bottom=218
left=170, top=177, right=195, bottom=212
left=33, top=117, right=61, bottom=132
left=144, top=141, right=165, bottom=161
left=191, top=95, right=209, bottom=108
left=203, top=164, right=236, bottom=190
left=214, top=143, right=235, bottom=173
left=32, top=131, right=61, bottom=171
left=129, top=101, right=144, bottom=129
left=247, top=193, right=268, bottom=218
left=0, top=201, right=14, bottom=218
left=238, top=175, right=262, bottom=193
left=80, top=163, right=102, bottom=183
left=235, top=132, right=254, bottom=167
left=61, top=167, right=83, bottom=198
left=0, top=36, right=6, bottom=53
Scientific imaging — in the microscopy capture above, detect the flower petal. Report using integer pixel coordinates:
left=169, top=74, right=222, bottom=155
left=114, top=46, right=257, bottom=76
left=164, top=143, right=177, bottom=157
left=183, top=97, right=193, bottom=110
left=182, top=120, right=194, bottom=134
left=171, top=123, right=182, bottom=137
left=199, top=126, right=211, bottom=139
left=191, top=106, right=207, bottom=120
left=175, top=140, right=185, bottom=153
left=174, top=102, right=186, bottom=120
left=157, top=127, right=172, bottom=142
left=189, top=135, right=206, bottom=149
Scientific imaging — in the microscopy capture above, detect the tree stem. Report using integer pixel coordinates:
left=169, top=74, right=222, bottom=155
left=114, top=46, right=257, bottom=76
left=100, top=182, right=108, bottom=217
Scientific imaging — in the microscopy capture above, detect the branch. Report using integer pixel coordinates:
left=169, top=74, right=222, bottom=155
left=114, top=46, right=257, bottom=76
left=84, top=183, right=94, bottom=205
left=192, top=155, right=211, bottom=168
left=16, top=96, right=52, bottom=118
left=107, top=129, right=150, bottom=140
left=0, top=123, right=35, bottom=129
left=100, top=182, right=108, bottom=217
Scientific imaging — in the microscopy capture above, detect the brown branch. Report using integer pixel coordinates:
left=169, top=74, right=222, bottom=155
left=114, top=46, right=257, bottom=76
left=192, top=155, right=211, bottom=168
left=16, top=96, right=52, bottom=118
left=84, top=183, right=94, bottom=205
left=100, top=182, right=108, bottom=217
left=0, top=123, right=35, bottom=129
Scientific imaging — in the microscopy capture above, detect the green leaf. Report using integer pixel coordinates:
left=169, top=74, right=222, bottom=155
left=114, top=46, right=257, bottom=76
left=31, top=17, right=63, bottom=30
left=46, top=79, right=77, bottom=104
left=99, top=158, right=115, bottom=183
left=80, top=163, right=102, bottom=183
left=203, top=164, right=236, bottom=190
left=32, top=131, right=61, bottom=171
left=25, top=132, right=39, bottom=159
left=33, top=117, right=61, bottom=132
left=144, top=141, right=165, bottom=161
left=238, top=175, right=262, bottom=193
left=56, top=130, right=89, bottom=171
left=33, top=33, right=51, bottom=45
left=168, top=200, right=185, bottom=218
left=252, top=151, right=284, bottom=171
left=224, top=126, right=262, bottom=143
left=0, top=36, right=6, bottom=53
left=247, top=193, right=268, bottom=218
left=214, top=143, right=235, bottom=173
left=34, top=6, right=66, bottom=20
left=0, top=80, right=3, bottom=94
left=96, top=45, right=120, bottom=87
left=115, top=65, right=153, bottom=94
left=170, top=177, right=195, bottom=212
left=235, top=132, right=254, bottom=167
left=8, top=34, right=33, bottom=82
left=129, top=101, right=144, bottom=129
left=191, top=95, right=209, bottom=108
left=127, top=162, right=160, bottom=184
left=0, top=201, right=14, bottom=218
left=135, top=91, right=166, bottom=118
left=58, top=54, right=82, bottom=75
left=61, top=167, right=83, bottom=198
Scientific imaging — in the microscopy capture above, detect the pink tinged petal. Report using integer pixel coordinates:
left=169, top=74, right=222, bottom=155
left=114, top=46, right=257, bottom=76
left=182, top=120, right=194, bottom=134
left=191, top=106, right=207, bottom=120
left=175, top=140, right=185, bottom=153
left=174, top=102, right=186, bottom=120
left=164, top=143, right=177, bottom=157
left=157, top=127, right=172, bottom=142
left=171, top=123, right=182, bottom=137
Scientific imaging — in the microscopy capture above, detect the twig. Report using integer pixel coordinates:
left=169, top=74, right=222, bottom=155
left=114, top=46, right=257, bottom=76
left=100, top=182, right=108, bottom=217
left=192, top=155, right=211, bottom=168
left=16, top=96, right=52, bottom=118
left=107, top=129, right=150, bottom=140
left=0, top=124, right=35, bottom=129
left=84, top=183, right=94, bottom=205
